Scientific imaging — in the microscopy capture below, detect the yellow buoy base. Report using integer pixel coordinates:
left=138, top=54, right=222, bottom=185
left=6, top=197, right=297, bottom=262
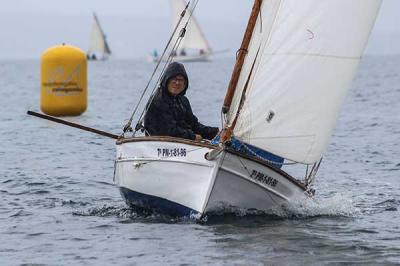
left=40, top=44, right=87, bottom=116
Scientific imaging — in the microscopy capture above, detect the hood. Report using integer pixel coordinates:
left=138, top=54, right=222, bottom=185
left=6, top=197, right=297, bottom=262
left=160, top=62, right=189, bottom=96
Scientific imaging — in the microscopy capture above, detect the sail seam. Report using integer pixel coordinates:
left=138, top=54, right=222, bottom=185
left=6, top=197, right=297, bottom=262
left=250, top=134, right=316, bottom=140
left=263, top=53, right=361, bottom=60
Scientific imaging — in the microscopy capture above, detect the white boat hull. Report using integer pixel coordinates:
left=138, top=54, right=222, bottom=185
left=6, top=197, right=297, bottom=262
left=205, top=151, right=307, bottom=214
left=114, top=137, right=308, bottom=217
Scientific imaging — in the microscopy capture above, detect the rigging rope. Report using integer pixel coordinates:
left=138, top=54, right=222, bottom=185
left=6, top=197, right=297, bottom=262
left=305, top=158, right=323, bottom=187
left=133, top=32, right=186, bottom=133
left=121, top=0, right=195, bottom=136
left=131, top=0, right=200, bottom=136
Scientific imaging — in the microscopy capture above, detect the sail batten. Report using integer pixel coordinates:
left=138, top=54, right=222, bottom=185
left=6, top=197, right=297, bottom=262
left=228, top=0, right=382, bottom=164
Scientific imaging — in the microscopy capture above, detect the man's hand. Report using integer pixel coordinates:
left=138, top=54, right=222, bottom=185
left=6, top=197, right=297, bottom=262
left=195, top=134, right=203, bottom=141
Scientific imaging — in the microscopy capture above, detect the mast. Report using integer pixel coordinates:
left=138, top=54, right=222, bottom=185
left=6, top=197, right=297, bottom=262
left=220, top=0, right=262, bottom=142
left=221, top=0, right=262, bottom=114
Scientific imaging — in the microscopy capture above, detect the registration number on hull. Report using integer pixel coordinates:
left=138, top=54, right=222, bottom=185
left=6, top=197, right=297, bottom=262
left=249, top=170, right=278, bottom=187
left=157, top=148, right=187, bottom=157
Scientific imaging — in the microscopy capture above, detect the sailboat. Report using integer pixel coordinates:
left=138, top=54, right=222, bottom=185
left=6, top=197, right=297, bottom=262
left=87, top=13, right=112, bottom=61
left=149, top=0, right=213, bottom=63
left=28, top=0, right=382, bottom=218
left=115, top=0, right=382, bottom=217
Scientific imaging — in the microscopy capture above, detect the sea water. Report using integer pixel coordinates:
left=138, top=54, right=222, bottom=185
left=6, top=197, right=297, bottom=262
left=0, top=56, right=399, bottom=265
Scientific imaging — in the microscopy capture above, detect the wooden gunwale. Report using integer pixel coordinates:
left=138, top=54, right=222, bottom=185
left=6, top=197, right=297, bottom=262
left=116, top=136, right=217, bottom=149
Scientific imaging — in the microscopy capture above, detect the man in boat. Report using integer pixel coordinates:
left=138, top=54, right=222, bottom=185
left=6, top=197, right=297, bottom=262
left=144, top=62, right=219, bottom=141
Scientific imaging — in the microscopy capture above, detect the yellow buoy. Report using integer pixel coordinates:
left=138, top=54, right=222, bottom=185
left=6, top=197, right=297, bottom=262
left=41, top=44, right=87, bottom=116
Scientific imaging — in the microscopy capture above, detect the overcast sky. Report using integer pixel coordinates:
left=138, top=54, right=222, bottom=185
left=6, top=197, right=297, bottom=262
left=0, top=0, right=399, bottom=59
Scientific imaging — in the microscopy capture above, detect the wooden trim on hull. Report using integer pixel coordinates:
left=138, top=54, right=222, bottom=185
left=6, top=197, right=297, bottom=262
left=116, top=136, right=217, bottom=149
left=117, top=136, right=307, bottom=191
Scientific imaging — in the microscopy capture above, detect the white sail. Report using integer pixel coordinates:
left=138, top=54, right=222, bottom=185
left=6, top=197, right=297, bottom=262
left=170, top=0, right=212, bottom=53
left=228, top=0, right=382, bottom=164
left=88, top=13, right=111, bottom=59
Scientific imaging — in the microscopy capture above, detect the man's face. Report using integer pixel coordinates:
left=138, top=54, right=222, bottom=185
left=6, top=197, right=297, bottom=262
left=167, top=75, right=186, bottom=96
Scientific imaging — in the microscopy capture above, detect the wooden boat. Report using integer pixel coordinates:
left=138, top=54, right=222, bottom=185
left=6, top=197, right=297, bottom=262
left=115, top=0, right=383, bottom=217
left=28, top=0, right=383, bottom=219
left=115, top=136, right=308, bottom=217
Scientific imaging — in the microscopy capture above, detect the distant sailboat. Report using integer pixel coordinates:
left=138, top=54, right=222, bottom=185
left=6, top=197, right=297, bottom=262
left=87, top=13, right=112, bottom=61
left=149, top=0, right=213, bottom=63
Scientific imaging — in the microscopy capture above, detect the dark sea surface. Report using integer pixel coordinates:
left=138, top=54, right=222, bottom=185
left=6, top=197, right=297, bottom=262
left=0, top=56, right=399, bottom=265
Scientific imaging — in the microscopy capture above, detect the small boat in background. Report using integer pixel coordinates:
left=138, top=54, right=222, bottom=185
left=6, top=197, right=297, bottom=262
left=87, top=13, right=112, bottom=61
left=149, top=0, right=213, bottom=63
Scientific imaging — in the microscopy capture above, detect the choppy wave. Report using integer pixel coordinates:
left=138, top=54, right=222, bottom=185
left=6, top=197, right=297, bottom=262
left=201, top=193, right=361, bottom=223
left=68, top=192, right=365, bottom=225
left=71, top=204, right=198, bottom=223
left=283, top=194, right=361, bottom=218
left=2, top=57, right=400, bottom=265
left=360, top=199, right=399, bottom=214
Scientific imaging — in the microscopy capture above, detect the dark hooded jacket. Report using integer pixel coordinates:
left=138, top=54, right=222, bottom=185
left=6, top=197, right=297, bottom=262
left=144, top=62, right=219, bottom=140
